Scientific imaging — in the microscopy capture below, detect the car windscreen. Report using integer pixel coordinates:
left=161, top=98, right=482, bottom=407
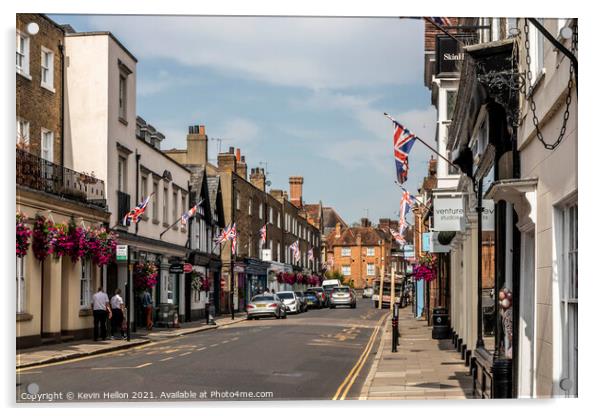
left=309, top=287, right=324, bottom=293
left=252, top=296, right=275, bottom=302
left=323, top=284, right=339, bottom=290
left=332, top=287, right=350, bottom=293
left=304, top=292, right=317, bottom=299
left=277, top=293, right=294, bottom=299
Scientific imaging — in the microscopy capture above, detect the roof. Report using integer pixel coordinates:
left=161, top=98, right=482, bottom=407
left=326, top=226, right=390, bottom=247
left=323, top=206, right=347, bottom=230
left=65, top=31, right=138, bottom=63
left=303, top=203, right=322, bottom=229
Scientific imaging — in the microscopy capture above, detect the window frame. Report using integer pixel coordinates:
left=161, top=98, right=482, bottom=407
left=152, top=181, right=159, bottom=222
left=118, top=72, right=128, bottom=121
left=80, top=259, right=92, bottom=309
left=40, top=46, right=55, bottom=92
left=341, top=247, right=351, bottom=257
left=366, top=247, right=375, bottom=257
left=528, top=18, right=546, bottom=89
left=41, top=128, right=54, bottom=163
left=16, top=31, right=30, bottom=78
left=17, top=118, right=30, bottom=147
left=367, top=263, right=376, bottom=276
left=342, top=265, right=351, bottom=276
left=16, top=256, right=26, bottom=313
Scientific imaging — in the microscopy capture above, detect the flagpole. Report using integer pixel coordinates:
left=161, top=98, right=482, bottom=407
left=159, top=199, right=202, bottom=239
left=384, top=112, right=459, bottom=169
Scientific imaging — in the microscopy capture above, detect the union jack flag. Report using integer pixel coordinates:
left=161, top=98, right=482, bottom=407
left=399, top=191, right=414, bottom=235
left=259, top=224, right=267, bottom=246
left=122, top=193, right=154, bottom=226
left=291, top=240, right=300, bottom=263
left=228, top=223, right=237, bottom=255
left=393, top=121, right=417, bottom=184
left=180, top=199, right=203, bottom=225
left=213, top=223, right=231, bottom=247
left=390, top=229, right=406, bottom=246
left=430, top=17, right=452, bottom=26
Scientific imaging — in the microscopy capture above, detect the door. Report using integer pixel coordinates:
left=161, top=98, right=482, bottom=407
left=184, top=273, right=192, bottom=322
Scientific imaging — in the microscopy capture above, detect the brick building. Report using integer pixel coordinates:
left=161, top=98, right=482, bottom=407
left=325, top=219, right=392, bottom=290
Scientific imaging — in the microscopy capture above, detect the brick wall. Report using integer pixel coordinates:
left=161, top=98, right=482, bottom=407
left=16, top=14, right=64, bottom=165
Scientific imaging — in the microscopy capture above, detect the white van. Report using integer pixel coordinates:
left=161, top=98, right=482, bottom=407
left=322, top=279, right=342, bottom=290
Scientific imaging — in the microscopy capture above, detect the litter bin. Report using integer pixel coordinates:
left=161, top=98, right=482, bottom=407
left=432, top=307, right=450, bottom=339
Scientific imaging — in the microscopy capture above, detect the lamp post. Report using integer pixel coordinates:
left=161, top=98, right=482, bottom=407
left=230, top=175, right=236, bottom=320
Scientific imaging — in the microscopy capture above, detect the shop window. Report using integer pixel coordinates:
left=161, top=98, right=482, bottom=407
left=80, top=259, right=92, bottom=308
left=16, top=257, right=25, bottom=313
left=480, top=169, right=496, bottom=353
left=167, top=274, right=175, bottom=304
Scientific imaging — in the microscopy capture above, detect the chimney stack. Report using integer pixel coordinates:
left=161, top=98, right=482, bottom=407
left=217, top=147, right=237, bottom=173
left=360, top=218, right=371, bottom=228
left=289, top=176, right=304, bottom=208
left=186, top=124, right=208, bottom=165
left=236, top=154, right=248, bottom=180
left=250, top=167, right=266, bottom=192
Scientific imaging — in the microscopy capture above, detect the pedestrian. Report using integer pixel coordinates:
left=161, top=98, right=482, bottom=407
left=110, top=288, right=126, bottom=340
left=91, top=287, right=110, bottom=341
left=142, top=288, right=153, bottom=330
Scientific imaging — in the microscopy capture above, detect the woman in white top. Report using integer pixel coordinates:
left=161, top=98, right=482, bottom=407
left=110, top=288, right=126, bottom=340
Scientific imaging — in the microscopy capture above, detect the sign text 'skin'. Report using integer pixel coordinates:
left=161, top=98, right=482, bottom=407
left=435, top=34, right=473, bottom=76
left=433, top=195, right=465, bottom=231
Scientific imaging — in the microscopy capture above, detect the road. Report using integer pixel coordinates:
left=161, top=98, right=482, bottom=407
left=17, top=298, right=389, bottom=402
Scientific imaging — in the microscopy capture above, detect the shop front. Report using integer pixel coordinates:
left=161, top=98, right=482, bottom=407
left=244, top=258, right=270, bottom=304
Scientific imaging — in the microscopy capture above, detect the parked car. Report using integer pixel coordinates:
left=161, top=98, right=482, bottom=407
left=295, top=291, right=308, bottom=313
left=323, top=287, right=335, bottom=307
left=329, top=286, right=357, bottom=309
left=322, top=279, right=342, bottom=291
left=246, top=294, right=287, bottom=320
left=362, top=287, right=374, bottom=298
left=276, top=291, right=301, bottom=314
left=303, top=291, right=321, bottom=309
left=307, top=287, right=326, bottom=306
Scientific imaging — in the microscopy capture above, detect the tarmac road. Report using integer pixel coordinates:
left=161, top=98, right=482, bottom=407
left=16, top=298, right=388, bottom=403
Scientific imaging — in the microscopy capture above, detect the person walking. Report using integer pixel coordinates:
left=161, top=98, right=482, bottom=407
left=142, top=288, right=153, bottom=330
left=91, top=287, right=110, bottom=341
left=110, top=288, right=126, bottom=340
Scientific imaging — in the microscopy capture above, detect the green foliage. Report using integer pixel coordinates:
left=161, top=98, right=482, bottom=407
left=325, top=269, right=344, bottom=280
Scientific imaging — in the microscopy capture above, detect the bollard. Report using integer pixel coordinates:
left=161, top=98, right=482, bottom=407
left=392, top=303, right=400, bottom=352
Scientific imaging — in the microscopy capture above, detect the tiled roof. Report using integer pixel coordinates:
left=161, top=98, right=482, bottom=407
left=326, top=226, right=390, bottom=247
left=323, top=206, right=347, bottom=229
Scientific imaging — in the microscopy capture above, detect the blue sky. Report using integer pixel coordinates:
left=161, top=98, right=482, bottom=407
left=50, top=14, right=437, bottom=225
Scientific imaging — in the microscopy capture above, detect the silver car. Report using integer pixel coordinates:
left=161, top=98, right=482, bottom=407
left=246, top=294, right=287, bottom=320
left=329, top=286, right=357, bottom=309
left=276, top=291, right=301, bottom=314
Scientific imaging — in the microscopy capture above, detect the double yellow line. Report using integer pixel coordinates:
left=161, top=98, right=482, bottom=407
left=332, top=313, right=388, bottom=400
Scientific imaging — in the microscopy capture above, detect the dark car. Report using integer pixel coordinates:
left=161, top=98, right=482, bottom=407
left=308, top=287, right=327, bottom=306
left=303, top=291, right=321, bottom=309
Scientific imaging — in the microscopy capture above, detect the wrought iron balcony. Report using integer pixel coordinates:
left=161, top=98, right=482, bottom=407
left=16, top=148, right=106, bottom=209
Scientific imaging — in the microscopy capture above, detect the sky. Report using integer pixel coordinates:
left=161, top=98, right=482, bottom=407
left=50, top=14, right=437, bottom=225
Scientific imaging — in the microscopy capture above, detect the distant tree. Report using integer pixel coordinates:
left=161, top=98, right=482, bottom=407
left=325, top=269, right=344, bottom=280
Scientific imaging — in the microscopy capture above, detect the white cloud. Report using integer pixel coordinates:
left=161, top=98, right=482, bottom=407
left=78, top=15, right=424, bottom=89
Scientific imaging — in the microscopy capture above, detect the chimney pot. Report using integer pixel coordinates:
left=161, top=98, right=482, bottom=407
left=236, top=148, right=241, bottom=161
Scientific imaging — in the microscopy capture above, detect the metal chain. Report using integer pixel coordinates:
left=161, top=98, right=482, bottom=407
left=524, top=20, right=577, bottom=150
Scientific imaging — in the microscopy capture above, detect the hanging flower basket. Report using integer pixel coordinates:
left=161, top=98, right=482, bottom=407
left=276, top=272, right=284, bottom=284
left=16, top=213, right=32, bottom=258
left=133, top=261, right=158, bottom=291
left=90, top=227, right=118, bottom=266
left=51, top=223, right=74, bottom=259
left=32, top=215, right=56, bottom=262
left=413, top=264, right=436, bottom=282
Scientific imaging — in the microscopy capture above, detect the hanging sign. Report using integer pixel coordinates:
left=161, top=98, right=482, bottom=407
left=433, top=195, right=465, bottom=231
left=169, top=263, right=184, bottom=274
left=482, top=199, right=495, bottom=232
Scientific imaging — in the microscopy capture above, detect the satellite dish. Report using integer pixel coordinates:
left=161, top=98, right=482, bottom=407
left=26, top=22, right=39, bottom=35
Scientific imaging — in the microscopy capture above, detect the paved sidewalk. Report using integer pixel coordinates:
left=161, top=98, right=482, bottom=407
left=360, top=307, right=474, bottom=400
left=16, top=313, right=247, bottom=369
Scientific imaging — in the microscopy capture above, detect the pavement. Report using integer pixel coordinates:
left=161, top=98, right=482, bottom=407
left=16, top=313, right=247, bottom=369
left=359, top=306, right=474, bottom=400
left=16, top=299, right=388, bottom=402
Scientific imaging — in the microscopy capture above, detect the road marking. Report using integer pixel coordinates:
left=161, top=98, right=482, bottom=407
left=160, top=357, right=174, bottom=362
left=221, top=340, right=229, bottom=344
left=196, top=347, right=207, bottom=351
left=91, top=362, right=152, bottom=370
left=179, top=352, right=192, bottom=357
left=210, top=343, right=219, bottom=347
left=332, top=313, right=388, bottom=400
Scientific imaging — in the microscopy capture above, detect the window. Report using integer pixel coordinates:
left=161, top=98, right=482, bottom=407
left=249, top=198, right=253, bottom=216
left=236, top=191, right=240, bottom=211
left=277, top=242, right=281, bottom=262
left=41, top=129, right=54, bottom=162
left=341, top=247, right=351, bottom=257
left=559, top=202, right=578, bottom=397
left=366, top=247, right=375, bottom=256
left=80, top=259, right=92, bottom=308
left=41, top=47, right=54, bottom=91
left=367, top=263, right=375, bottom=276
left=16, top=32, right=29, bottom=77
left=163, top=185, right=169, bottom=224
left=269, top=206, right=273, bottom=224
left=181, top=195, right=186, bottom=225
left=119, top=73, right=127, bottom=120
left=167, top=274, right=175, bottom=304
left=277, top=212, right=281, bottom=228
left=16, top=257, right=25, bottom=313
left=342, top=265, right=351, bottom=276
left=507, top=17, right=519, bottom=37
left=152, top=182, right=159, bottom=221
left=117, top=156, right=127, bottom=192
left=141, top=175, right=148, bottom=199
left=172, top=191, right=178, bottom=224
left=259, top=204, right=263, bottom=220
left=528, top=19, right=545, bottom=87
left=17, top=118, right=30, bottom=146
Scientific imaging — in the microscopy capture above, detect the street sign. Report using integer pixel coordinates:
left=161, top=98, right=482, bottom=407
left=183, top=263, right=193, bottom=273
left=169, top=263, right=184, bottom=274
left=116, top=245, right=128, bottom=262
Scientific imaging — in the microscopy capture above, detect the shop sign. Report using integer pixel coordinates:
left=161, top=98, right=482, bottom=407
left=116, top=245, right=128, bottom=262
left=169, top=263, right=184, bottom=274
left=261, top=249, right=272, bottom=262
left=183, top=263, right=193, bottom=273
left=435, top=34, right=473, bottom=76
left=422, top=233, right=431, bottom=252
left=433, top=195, right=465, bottom=231
left=482, top=199, right=495, bottom=232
